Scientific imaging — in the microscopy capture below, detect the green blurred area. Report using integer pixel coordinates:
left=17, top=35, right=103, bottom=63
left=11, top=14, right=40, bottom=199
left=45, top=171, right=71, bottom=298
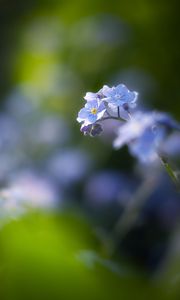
left=0, top=212, right=178, bottom=300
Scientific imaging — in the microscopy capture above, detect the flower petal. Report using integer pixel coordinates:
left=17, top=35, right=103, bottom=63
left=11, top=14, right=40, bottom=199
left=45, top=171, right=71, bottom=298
left=84, top=92, right=98, bottom=101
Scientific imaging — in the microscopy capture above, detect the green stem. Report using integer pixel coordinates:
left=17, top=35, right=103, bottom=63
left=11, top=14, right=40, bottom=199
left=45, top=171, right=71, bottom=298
left=159, top=155, right=180, bottom=191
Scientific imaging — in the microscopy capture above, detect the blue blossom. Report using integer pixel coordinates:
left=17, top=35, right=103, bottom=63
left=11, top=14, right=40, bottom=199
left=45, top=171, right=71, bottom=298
left=113, top=112, right=167, bottom=163
left=47, top=148, right=92, bottom=185
left=77, top=100, right=106, bottom=125
left=102, top=84, right=138, bottom=108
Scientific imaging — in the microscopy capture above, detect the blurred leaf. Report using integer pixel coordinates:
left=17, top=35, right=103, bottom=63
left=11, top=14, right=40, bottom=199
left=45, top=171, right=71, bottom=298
left=0, top=211, right=169, bottom=300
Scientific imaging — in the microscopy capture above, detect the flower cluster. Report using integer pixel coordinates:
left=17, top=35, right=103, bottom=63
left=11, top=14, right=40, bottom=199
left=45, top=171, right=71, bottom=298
left=77, top=84, right=138, bottom=136
left=77, top=83, right=180, bottom=163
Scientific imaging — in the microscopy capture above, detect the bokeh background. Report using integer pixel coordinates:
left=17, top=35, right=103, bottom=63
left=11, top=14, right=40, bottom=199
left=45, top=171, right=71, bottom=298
left=0, top=1, right=180, bottom=299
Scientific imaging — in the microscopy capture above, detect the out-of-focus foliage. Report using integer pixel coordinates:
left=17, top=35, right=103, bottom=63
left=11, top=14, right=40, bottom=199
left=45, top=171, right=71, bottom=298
left=0, top=212, right=178, bottom=300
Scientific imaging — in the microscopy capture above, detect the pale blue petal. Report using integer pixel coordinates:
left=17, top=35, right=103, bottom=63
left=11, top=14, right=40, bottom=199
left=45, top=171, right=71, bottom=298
left=84, top=92, right=97, bottom=101
left=98, top=101, right=106, bottom=112
left=101, top=85, right=114, bottom=97
left=85, top=100, right=98, bottom=109
left=78, top=108, right=89, bottom=119
left=87, top=113, right=97, bottom=123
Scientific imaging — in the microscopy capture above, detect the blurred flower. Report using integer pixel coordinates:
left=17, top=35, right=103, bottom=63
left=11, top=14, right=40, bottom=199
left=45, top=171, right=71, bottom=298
left=8, top=170, right=59, bottom=208
left=0, top=191, right=26, bottom=222
left=114, top=112, right=180, bottom=163
left=0, top=170, right=59, bottom=225
left=47, top=148, right=93, bottom=186
left=0, top=113, right=21, bottom=150
left=5, top=87, right=38, bottom=118
left=26, top=115, right=70, bottom=148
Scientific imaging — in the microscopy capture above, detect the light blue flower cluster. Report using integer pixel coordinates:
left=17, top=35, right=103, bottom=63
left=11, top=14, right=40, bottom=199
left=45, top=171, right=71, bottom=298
left=77, top=83, right=180, bottom=163
left=77, top=84, right=138, bottom=136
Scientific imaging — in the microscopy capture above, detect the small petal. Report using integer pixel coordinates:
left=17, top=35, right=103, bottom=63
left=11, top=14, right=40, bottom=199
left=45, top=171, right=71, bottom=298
left=85, top=100, right=98, bottom=109
left=101, top=85, right=112, bottom=97
left=80, top=124, right=92, bottom=135
left=87, top=113, right=98, bottom=123
left=84, top=92, right=98, bottom=101
left=77, top=108, right=89, bottom=123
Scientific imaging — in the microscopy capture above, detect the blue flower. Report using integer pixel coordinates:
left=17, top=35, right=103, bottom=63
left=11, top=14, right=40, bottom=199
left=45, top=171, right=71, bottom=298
left=102, top=84, right=138, bottom=108
left=113, top=112, right=166, bottom=163
left=77, top=100, right=106, bottom=125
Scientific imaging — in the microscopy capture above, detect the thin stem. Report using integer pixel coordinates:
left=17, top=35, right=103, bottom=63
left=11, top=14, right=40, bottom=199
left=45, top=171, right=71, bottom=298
left=117, top=106, right=120, bottom=118
left=115, top=176, right=156, bottom=237
left=159, top=155, right=180, bottom=191
left=107, top=175, right=158, bottom=256
left=100, top=116, right=125, bottom=122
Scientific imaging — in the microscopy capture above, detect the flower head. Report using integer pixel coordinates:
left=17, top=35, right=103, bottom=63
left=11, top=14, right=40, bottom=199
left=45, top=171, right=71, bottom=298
left=113, top=112, right=167, bottom=163
left=77, top=100, right=106, bottom=125
left=102, top=84, right=138, bottom=108
left=77, top=83, right=180, bottom=169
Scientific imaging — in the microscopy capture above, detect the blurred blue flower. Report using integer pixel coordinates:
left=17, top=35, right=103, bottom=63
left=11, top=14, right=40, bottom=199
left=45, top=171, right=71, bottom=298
left=113, top=112, right=179, bottom=163
left=77, top=100, right=106, bottom=125
left=102, top=84, right=138, bottom=108
left=0, top=170, right=59, bottom=226
left=9, top=170, right=59, bottom=209
left=47, top=148, right=93, bottom=186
